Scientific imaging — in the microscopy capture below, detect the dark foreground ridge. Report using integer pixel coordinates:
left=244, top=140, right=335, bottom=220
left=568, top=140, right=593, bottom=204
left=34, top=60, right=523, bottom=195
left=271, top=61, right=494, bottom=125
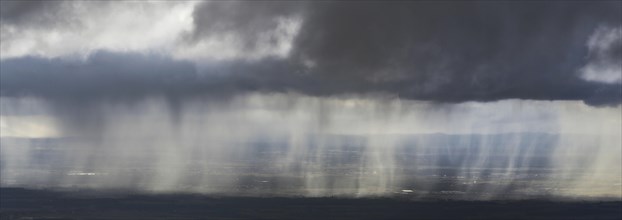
left=1, top=187, right=621, bottom=220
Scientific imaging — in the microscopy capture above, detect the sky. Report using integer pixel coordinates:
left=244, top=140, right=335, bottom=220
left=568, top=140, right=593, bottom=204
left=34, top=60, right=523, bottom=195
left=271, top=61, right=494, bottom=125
left=0, top=1, right=620, bottom=104
left=0, top=1, right=621, bottom=198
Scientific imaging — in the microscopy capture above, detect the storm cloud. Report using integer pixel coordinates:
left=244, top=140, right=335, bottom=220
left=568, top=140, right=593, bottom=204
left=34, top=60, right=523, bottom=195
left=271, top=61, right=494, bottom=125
left=0, top=1, right=621, bottom=105
left=1, top=1, right=621, bottom=199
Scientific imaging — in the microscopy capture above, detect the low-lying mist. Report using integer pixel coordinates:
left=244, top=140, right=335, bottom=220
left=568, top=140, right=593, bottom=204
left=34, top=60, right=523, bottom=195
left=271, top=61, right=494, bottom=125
left=1, top=94, right=620, bottom=199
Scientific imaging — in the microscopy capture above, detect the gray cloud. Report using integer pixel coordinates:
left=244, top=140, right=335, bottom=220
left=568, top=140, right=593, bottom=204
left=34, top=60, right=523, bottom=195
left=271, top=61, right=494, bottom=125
left=1, top=52, right=198, bottom=100
left=0, top=0, right=83, bottom=29
left=1, top=1, right=620, bottom=106
left=187, top=1, right=304, bottom=52
left=0, top=51, right=313, bottom=107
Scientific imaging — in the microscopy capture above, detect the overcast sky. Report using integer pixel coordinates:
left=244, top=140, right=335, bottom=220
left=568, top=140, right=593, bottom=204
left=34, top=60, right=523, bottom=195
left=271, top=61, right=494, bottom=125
left=0, top=1, right=620, bottom=106
left=1, top=1, right=621, bottom=198
left=0, top=0, right=620, bottom=139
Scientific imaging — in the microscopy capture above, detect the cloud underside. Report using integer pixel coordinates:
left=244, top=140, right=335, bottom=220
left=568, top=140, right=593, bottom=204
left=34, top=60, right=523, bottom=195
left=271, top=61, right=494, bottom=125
left=1, top=1, right=621, bottom=106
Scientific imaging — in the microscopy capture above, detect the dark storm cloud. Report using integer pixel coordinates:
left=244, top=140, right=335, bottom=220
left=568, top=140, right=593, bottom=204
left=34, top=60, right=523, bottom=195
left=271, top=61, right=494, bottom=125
left=286, top=1, right=622, bottom=105
left=1, top=1, right=621, bottom=106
